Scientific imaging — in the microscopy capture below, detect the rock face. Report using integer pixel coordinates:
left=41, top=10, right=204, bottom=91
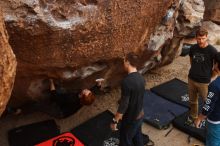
left=176, top=0, right=204, bottom=36
left=157, top=0, right=205, bottom=66
left=203, top=0, right=220, bottom=50
left=0, top=9, right=17, bottom=116
left=202, top=21, right=220, bottom=46
left=204, top=0, right=220, bottom=24
left=0, top=0, right=177, bottom=106
left=143, top=0, right=205, bottom=67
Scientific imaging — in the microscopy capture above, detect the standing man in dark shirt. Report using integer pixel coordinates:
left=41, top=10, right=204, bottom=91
left=195, top=52, right=220, bottom=146
left=187, top=27, right=217, bottom=125
left=110, top=52, right=145, bottom=146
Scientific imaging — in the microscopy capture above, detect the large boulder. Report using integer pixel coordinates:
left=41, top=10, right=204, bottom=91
left=202, top=1, right=220, bottom=52
left=0, top=8, right=17, bottom=116
left=158, top=0, right=205, bottom=65
left=145, top=0, right=205, bottom=66
left=204, top=0, right=220, bottom=24
left=202, top=21, right=220, bottom=46
left=176, top=0, right=204, bottom=36
left=0, top=0, right=178, bottom=106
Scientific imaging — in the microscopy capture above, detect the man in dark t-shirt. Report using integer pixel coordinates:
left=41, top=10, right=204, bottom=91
left=187, top=27, right=217, bottom=125
left=110, top=52, right=145, bottom=146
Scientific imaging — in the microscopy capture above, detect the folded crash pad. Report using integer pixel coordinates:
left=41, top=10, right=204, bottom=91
left=173, top=112, right=206, bottom=142
left=151, top=78, right=205, bottom=142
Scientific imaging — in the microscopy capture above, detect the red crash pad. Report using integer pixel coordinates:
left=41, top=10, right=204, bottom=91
left=35, top=132, right=84, bottom=146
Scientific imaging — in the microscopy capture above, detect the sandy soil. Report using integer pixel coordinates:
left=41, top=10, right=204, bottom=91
left=0, top=56, right=204, bottom=146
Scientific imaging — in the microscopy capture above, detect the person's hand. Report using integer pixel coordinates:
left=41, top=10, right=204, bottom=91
left=194, top=114, right=206, bottom=128
left=194, top=118, right=202, bottom=128
left=49, top=78, right=56, bottom=90
left=95, top=78, right=105, bottom=86
left=110, top=123, right=118, bottom=131
left=110, top=113, right=122, bottom=131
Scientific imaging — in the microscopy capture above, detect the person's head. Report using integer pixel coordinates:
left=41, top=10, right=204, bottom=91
left=124, top=52, right=139, bottom=72
left=214, top=52, right=220, bottom=75
left=196, top=27, right=208, bottom=48
left=79, top=89, right=96, bottom=105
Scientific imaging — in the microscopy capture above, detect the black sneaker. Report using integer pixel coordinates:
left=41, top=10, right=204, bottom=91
left=185, top=116, right=195, bottom=127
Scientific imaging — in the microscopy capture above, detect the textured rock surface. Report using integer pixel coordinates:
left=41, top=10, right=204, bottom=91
left=0, top=0, right=177, bottom=105
left=158, top=0, right=205, bottom=66
left=0, top=9, right=16, bottom=116
left=176, top=0, right=204, bottom=36
left=204, top=0, right=220, bottom=24
left=144, top=0, right=205, bottom=67
left=202, top=21, right=220, bottom=45
left=203, top=1, right=220, bottom=51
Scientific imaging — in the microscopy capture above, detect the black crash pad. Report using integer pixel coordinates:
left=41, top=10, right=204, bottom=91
left=143, top=90, right=188, bottom=129
left=151, top=78, right=203, bottom=108
left=151, top=78, right=205, bottom=142
left=8, top=120, right=60, bottom=146
left=71, top=110, right=149, bottom=146
left=173, top=112, right=206, bottom=142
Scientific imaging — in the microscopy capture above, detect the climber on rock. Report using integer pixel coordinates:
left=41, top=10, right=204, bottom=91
left=49, top=78, right=106, bottom=118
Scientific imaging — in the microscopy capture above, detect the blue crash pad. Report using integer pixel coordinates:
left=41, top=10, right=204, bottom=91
left=143, top=90, right=188, bottom=129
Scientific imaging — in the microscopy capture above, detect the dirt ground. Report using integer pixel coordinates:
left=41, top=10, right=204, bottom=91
left=0, top=56, right=204, bottom=146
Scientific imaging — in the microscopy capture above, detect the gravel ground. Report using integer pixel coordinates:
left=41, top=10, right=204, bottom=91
left=0, top=56, right=204, bottom=146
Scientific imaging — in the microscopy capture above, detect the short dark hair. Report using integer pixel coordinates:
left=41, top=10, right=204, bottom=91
left=125, top=52, right=140, bottom=67
left=215, top=52, right=220, bottom=70
left=196, top=27, right=208, bottom=37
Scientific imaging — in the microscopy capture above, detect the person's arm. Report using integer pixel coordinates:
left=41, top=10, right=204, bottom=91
left=49, top=79, right=56, bottom=91
left=189, top=45, right=193, bottom=65
left=201, top=88, right=219, bottom=116
left=211, top=48, right=218, bottom=81
left=111, top=81, right=130, bottom=130
left=211, top=70, right=218, bottom=81
left=49, top=79, right=60, bottom=103
left=89, top=78, right=105, bottom=94
left=117, top=81, right=130, bottom=114
left=195, top=84, right=219, bottom=128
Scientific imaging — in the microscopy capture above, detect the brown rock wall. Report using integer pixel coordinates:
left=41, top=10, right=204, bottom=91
left=204, top=0, right=220, bottom=24
left=0, top=0, right=174, bottom=105
left=0, top=8, right=16, bottom=116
